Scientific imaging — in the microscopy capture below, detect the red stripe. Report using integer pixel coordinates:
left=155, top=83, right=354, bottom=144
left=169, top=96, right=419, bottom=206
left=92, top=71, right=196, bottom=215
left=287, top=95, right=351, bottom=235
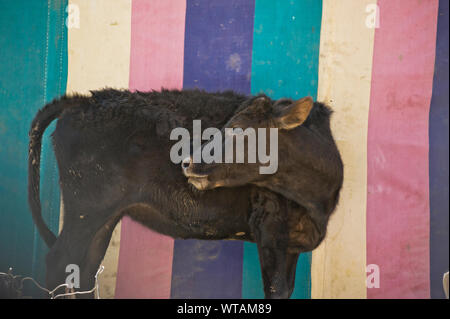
left=367, top=0, right=438, bottom=298
left=115, top=0, right=186, bottom=298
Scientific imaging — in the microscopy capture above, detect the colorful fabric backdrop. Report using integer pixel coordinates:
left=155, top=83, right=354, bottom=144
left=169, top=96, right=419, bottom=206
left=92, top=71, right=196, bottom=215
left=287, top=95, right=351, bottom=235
left=0, top=0, right=448, bottom=299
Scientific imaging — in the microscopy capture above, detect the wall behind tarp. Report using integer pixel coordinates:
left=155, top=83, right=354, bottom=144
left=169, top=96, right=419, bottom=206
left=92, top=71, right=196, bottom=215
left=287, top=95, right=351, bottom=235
left=0, top=0, right=448, bottom=299
left=0, top=0, right=67, bottom=297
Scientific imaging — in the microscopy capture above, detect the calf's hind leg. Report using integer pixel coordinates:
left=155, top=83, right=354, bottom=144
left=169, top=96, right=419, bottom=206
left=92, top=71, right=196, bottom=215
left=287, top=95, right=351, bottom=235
left=78, top=212, right=122, bottom=298
left=45, top=209, right=122, bottom=298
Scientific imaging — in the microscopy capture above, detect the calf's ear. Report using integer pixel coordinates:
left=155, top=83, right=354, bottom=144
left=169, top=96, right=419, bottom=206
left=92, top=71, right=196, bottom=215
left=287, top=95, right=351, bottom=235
left=274, top=96, right=313, bottom=130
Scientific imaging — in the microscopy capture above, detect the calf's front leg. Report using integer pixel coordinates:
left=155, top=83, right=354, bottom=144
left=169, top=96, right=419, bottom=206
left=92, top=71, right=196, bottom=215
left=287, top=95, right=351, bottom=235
left=249, top=190, right=290, bottom=299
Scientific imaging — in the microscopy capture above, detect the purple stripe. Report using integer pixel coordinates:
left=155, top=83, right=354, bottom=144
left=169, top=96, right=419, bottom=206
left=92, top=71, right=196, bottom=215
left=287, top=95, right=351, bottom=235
left=170, top=0, right=254, bottom=298
left=429, top=0, right=449, bottom=299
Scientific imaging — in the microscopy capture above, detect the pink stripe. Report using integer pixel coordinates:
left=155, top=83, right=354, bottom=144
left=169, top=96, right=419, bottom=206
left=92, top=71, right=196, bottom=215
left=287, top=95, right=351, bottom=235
left=367, top=0, right=438, bottom=298
left=115, top=0, right=186, bottom=298
left=128, top=0, right=186, bottom=91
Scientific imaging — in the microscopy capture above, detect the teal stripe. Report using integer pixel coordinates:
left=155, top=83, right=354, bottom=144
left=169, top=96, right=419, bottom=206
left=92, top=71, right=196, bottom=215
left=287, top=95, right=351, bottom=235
left=243, top=0, right=323, bottom=299
left=0, top=0, right=67, bottom=297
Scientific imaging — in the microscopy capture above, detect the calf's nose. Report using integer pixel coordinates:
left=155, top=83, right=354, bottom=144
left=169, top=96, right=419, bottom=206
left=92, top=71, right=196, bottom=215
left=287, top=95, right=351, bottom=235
left=182, top=157, right=192, bottom=170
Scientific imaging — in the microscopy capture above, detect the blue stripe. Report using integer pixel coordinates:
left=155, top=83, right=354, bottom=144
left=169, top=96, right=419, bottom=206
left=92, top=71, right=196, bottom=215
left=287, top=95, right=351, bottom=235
left=243, top=0, right=323, bottom=299
left=0, top=0, right=67, bottom=297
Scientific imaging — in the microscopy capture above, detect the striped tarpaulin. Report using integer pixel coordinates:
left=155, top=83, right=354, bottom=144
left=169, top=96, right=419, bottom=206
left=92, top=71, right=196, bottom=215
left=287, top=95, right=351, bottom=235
left=0, top=0, right=447, bottom=299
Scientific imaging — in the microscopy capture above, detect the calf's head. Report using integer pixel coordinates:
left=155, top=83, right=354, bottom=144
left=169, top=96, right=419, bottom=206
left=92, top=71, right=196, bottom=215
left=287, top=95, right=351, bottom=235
left=182, top=95, right=314, bottom=191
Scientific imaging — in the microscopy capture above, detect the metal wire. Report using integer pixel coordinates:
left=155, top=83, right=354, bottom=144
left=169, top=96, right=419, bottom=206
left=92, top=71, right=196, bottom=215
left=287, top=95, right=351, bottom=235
left=0, top=265, right=104, bottom=299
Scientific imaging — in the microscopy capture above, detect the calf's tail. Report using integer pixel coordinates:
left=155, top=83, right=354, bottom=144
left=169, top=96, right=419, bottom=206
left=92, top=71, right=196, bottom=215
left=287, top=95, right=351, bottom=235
left=28, top=96, right=76, bottom=247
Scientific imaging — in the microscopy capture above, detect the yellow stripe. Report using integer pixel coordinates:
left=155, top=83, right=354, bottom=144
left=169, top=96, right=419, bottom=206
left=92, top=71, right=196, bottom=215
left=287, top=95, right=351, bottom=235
left=65, top=0, right=132, bottom=298
left=312, top=0, right=376, bottom=298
